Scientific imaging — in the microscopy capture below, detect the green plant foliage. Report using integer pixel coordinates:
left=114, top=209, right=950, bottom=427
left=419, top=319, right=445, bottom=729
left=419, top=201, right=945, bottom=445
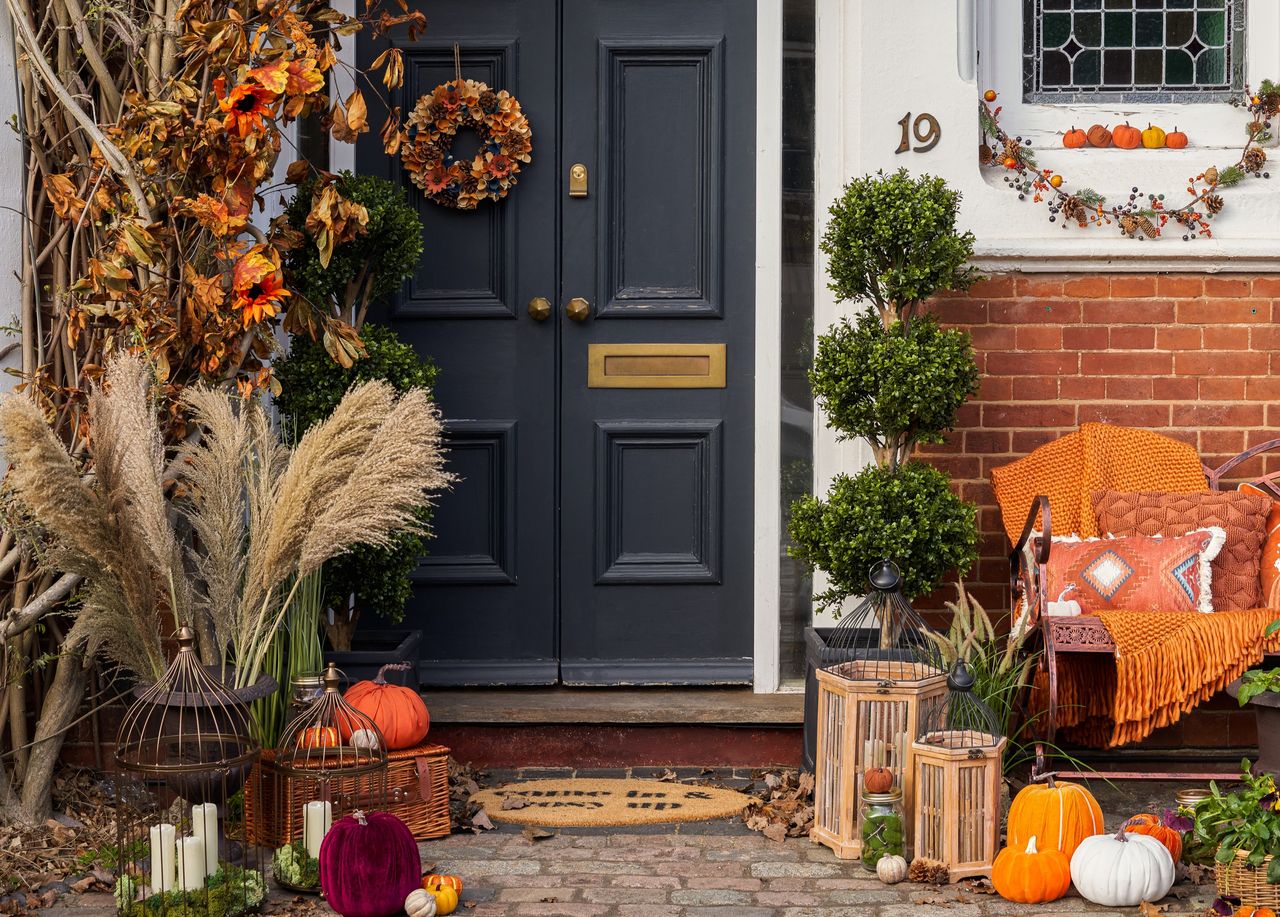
left=819, top=168, right=982, bottom=320
left=115, top=865, right=265, bottom=917
left=788, top=461, right=977, bottom=607
left=809, top=311, right=977, bottom=456
left=1193, top=761, right=1280, bottom=882
left=272, top=842, right=319, bottom=889
left=275, top=324, right=439, bottom=625
left=284, top=171, right=424, bottom=316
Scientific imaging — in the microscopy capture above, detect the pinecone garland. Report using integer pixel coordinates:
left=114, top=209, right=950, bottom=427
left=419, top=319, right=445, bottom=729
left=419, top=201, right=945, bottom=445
left=1245, top=146, right=1267, bottom=173
left=1002, top=138, right=1022, bottom=161
left=1205, top=194, right=1225, bottom=215
left=1135, top=215, right=1158, bottom=238
left=1061, top=196, right=1088, bottom=226
left=1204, top=166, right=1220, bottom=186
left=1118, top=214, right=1140, bottom=237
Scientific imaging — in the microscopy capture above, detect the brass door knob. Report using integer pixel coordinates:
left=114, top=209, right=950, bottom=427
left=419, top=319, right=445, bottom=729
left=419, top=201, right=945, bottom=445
left=565, top=297, right=591, bottom=322
left=528, top=296, right=551, bottom=321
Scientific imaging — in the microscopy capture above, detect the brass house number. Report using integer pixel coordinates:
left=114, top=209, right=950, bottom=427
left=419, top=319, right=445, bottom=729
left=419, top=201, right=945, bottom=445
left=896, top=112, right=941, bottom=154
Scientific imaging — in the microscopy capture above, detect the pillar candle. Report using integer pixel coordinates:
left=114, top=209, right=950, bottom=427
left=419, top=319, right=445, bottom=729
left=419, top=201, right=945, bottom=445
left=176, top=836, right=207, bottom=891
left=303, top=800, right=332, bottom=859
left=190, top=803, right=219, bottom=877
left=148, top=823, right=177, bottom=894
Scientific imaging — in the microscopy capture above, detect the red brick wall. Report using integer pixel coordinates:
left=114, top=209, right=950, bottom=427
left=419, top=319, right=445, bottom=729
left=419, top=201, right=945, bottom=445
left=920, top=271, right=1278, bottom=752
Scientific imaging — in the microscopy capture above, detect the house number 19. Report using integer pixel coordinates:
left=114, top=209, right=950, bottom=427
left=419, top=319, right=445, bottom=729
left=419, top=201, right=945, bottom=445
left=896, top=112, right=941, bottom=154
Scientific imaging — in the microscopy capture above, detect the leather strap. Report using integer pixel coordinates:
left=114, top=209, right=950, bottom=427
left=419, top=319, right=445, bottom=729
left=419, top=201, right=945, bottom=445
left=415, top=757, right=432, bottom=803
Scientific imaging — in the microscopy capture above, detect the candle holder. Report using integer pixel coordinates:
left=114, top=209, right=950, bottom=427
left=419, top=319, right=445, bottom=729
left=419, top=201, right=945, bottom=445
left=244, top=662, right=389, bottom=892
left=113, top=627, right=266, bottom=915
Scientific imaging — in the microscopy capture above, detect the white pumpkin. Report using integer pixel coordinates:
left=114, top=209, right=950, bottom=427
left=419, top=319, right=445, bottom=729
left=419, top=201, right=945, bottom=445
left=405, top=888, right=438, bottom=917
left=876, top=854, right=908, bottom=884
left=349, top=728, right=381, bottom=751
left=1070, top=826, right=1174, bottom=907
left=1046, top=584, right=1082, bottom=617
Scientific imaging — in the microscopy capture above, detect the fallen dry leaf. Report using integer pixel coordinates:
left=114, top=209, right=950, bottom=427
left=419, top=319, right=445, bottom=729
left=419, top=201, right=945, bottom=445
left=1138, top=901, right=1167, bottom=916
left=500, top=795, right=529, bottom=810
left=521, top=826, right=554, bottom=842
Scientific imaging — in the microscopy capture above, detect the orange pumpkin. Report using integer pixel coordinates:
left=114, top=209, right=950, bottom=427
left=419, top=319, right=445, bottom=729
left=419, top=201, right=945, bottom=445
left=301, top=725, right=340, bottom=748
left=1113, top=122, right=1142, bottom=149
left=1166, top=126, right=1189, bottom=149
left=864, top=767, right=894, bottom=794
left=1063, top=126, right=1087, bottom=148
left=342, top=663, right=430, bottom=750
left=991, top=835, right=1071, bottom=904
left=1087, top=124, right=1112, bottom=148
left=1236, top=908, right=1278, bottom=917
left=1006, top=777, right=1103, bottom=859
left=423, top=875, right=463, bottom=894
left=1124, top=812, right=1183, bottom=862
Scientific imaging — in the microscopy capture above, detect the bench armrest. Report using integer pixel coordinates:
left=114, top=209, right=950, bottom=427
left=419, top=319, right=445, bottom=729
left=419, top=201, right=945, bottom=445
left=1009, top=495, right=1051, bottom=630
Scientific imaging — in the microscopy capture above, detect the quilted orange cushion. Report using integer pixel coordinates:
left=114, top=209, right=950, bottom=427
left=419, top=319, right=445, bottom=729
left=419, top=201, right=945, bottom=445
left=1043, top=529, right=1225, bottom=615
left=1240, top=483, right=1280, bottom=609
left=1092, top=489, right=1271, bottom=612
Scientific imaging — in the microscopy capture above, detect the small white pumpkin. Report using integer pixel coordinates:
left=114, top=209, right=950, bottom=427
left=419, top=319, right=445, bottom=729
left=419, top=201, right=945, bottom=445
left=876, top=854, right=908, bottom=885
left=349, top=728, right=381, bottom=751
left=1046, top=584, right=1082, bottom=617
left=1070, top=825, right=1174, bottom=907
left=405, top=888, right=438, bottom=917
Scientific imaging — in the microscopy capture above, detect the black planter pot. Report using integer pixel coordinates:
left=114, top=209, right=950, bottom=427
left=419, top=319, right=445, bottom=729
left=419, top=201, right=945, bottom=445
left=326, top=629, right=421, bottom=688
left=1229, top=677, right=1280, bottom=775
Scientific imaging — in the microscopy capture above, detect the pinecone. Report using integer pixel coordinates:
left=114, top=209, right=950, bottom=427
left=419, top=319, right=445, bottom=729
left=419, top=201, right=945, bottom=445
left=978, top=144, right=993, bottom=166
left=1204, top=166, right=1220, bottom=186
left=1205, top=194, right=1225, bottom=215
left=479, top=89, right=498, bottom=112
left=1062, top=196, right=1088, bottom=226
left=1003, top=138, right=1022, bottom=160
left=908, top=857, right=949, bottom=885
left=1245, top=146, right=1267, bottom=173
left=1135, top=214, right=1159, bottom=238
left=1118, top=214, right=1140, bottom=237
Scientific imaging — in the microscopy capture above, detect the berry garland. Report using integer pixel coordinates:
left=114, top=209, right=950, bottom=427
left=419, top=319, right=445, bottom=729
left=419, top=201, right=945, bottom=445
left=401, top=78, right=533, bottom=210
left=978, top=81, right=1279, bottom=240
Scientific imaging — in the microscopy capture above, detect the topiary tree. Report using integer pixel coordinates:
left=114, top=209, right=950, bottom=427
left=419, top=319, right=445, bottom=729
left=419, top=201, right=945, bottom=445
left=275, top=324, right=440, bottom=650
left=820, top=168, right=982, bottom=328
left=810, top=311, right=979, bottom=471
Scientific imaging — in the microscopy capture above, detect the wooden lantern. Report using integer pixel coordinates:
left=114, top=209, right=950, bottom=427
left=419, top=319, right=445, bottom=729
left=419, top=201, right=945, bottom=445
left=911, top=663, right=1006, bottom=881
left=811, top=659, right=947, bottom=860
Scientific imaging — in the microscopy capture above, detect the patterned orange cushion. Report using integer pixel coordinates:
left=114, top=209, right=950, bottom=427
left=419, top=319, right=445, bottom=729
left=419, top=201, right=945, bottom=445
left=1043, top=529, right=1225, bottom=615
left=1240, top=483, right=1280, bottom=609
left=1092, top=489, right=1271, bottom=612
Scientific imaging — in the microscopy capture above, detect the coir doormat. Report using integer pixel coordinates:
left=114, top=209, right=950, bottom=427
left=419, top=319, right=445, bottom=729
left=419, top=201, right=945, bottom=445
left=471, top=778, right=752, bottom=827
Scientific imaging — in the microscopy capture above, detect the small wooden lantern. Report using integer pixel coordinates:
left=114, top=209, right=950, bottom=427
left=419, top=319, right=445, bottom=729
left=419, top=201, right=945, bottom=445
left=810, top=561, right=947, bottom=860
left=912, top=662, right=1006, bottom=882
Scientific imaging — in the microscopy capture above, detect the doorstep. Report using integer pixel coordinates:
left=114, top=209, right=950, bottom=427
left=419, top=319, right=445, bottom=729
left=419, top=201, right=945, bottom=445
left=423, top=687, right=804, bottom=770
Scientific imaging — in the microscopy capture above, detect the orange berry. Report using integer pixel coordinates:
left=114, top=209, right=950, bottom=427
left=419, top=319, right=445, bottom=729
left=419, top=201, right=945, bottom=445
left=1049, top=175, right=1063, bottom=188
left=984, top=90, right=998, bottom=102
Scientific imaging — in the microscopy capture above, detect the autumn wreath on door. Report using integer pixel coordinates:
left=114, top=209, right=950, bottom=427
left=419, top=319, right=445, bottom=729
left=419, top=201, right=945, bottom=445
left=400, top=78, right=532, bottom=209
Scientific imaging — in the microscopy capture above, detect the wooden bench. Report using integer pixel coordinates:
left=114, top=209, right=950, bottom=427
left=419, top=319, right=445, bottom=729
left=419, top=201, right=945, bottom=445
left=1010, top=438, right=1280, bottom=781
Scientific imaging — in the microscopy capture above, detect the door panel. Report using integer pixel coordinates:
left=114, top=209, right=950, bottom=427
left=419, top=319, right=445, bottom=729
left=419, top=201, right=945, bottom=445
left=558, top=0, right=755, bottom=684
left=356, top=2, right=558, bottom=685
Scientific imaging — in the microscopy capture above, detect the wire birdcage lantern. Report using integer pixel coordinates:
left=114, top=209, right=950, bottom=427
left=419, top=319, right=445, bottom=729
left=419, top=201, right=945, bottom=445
left=244, top=662, right=388, bottom=892
left=912, top=662, right=1007, bottom=882
left=811, top=560, right=947, bottom=861
left=112, top=627, right=266, bottom=915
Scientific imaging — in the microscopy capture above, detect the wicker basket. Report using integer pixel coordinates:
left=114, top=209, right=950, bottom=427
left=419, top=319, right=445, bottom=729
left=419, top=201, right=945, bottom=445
left=1216, top=849, right=1280, bottom=910
left=246, top=741, right=451, bottom=847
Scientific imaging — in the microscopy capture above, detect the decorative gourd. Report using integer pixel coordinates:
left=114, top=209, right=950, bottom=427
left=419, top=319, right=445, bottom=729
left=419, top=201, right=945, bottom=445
left=1070, top=826, right=1175, bottom=907
left=1113, top=122, right=1142, bottom=149
left=1007, top=777, right=1103, bottom=859
left=1125, top=812, right=1183, bottom=862
left=1142, top=123, right=1167, bottom=149
left=424, top=881, right=459, bottom=916
left=423, top=875, right=463, bottom=894
left=1087, top=124, right=1112, bottom=148
left=1046, top=584, right=1081, bottom=617
left=864, top=767, right=894, bottom=794
left=350, top=728, right=381, bottom=751
left=1166, top=126, right=1188, bottom=149
left=404, top=889, right=437, bottom=917
left=991, top=835, right=1071, bottom=904
left=301, top=726, right=340, bottom=748
left=876, top=854, right=908, bottom=885
left=1063, top=126, right=1087, bottom=149
left=342, top=663, right=430, bottom=750
left=319, top=811, right=422, bottom=917
left=1236, top=908, right=1278, bottom=917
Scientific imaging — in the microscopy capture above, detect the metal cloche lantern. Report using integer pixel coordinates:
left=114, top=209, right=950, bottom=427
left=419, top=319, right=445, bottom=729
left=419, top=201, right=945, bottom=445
left=811, top=560, right=947, bottom=861
left=113, top=627, right=266, bottom=915
left=912, top=661, right=1007, bottom=882
left=244, top=662, right=388, bottom=890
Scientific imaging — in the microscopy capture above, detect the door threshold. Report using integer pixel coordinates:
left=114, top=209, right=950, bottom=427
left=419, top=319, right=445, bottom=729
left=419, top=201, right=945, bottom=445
left=425, top=686, right=803, bottom=726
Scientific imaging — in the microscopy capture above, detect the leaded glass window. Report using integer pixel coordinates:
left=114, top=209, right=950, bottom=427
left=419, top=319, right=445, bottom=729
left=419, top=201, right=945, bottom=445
left=1023, top=0, right=1245, bottom=103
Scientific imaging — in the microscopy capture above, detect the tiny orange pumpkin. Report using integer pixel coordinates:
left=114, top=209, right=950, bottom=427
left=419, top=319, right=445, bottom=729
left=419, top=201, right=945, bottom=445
left=1236, top=908, right=1278, bottom=917
left=1086, top=124, right=1112, bottom=148
left=864, top=767, right=894, bottom=794
left=1063, top=126, right=1087, bottom=148
left=1113, top=122, right=1142, bottom=149
left=300, top=726, right=340, bottom=748
left=1166, top=126, right=1189, bottom=149
left=1124, top=812, right=1183, bottom=862
left=423, top=875, right=463, bottom=894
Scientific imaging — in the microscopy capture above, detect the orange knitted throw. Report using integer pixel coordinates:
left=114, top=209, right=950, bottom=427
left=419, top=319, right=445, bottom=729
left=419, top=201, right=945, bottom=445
left=992, top=422, right=1280, bottom=748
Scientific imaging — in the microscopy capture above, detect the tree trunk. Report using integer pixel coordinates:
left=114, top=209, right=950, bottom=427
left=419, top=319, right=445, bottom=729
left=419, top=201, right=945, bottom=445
left=12, top=649, right=86, bottom=825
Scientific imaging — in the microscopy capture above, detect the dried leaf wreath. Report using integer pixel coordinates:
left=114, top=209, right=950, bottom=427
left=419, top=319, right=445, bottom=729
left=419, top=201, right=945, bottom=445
left=401, top=78, right=533, bottom=209
left=978, top=81, right=1279, bottom=240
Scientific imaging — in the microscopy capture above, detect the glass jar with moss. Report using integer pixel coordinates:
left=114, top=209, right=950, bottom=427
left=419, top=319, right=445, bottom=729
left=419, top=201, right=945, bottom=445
left=860, top=789, right=905, bottom=870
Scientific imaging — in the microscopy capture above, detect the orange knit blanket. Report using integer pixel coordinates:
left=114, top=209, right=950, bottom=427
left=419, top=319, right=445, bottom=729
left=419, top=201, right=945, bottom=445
left=992, top=423, right=1280, bottom=748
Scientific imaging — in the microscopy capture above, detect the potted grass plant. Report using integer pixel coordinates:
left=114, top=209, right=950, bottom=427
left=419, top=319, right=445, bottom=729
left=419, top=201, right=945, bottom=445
left=790, top=168, right=982, bottom=772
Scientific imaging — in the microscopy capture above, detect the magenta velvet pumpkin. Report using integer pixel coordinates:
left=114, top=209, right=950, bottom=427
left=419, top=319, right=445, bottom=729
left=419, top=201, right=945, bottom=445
left=319, top=811, right=421, bottom=917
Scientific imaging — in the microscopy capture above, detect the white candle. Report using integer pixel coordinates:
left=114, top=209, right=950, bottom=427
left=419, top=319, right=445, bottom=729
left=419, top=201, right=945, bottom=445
left=303, top=800, right=332, bottom=859
left=190, top=803, right=219, bottom=877
left=176, top=836, right=207, bottom=891
left=149, top=823, right=177, bottom=894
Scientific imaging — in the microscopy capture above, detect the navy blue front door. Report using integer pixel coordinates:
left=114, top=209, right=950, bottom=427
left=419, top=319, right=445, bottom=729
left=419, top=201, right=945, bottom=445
left=358, top=0, right=756, bottom=686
